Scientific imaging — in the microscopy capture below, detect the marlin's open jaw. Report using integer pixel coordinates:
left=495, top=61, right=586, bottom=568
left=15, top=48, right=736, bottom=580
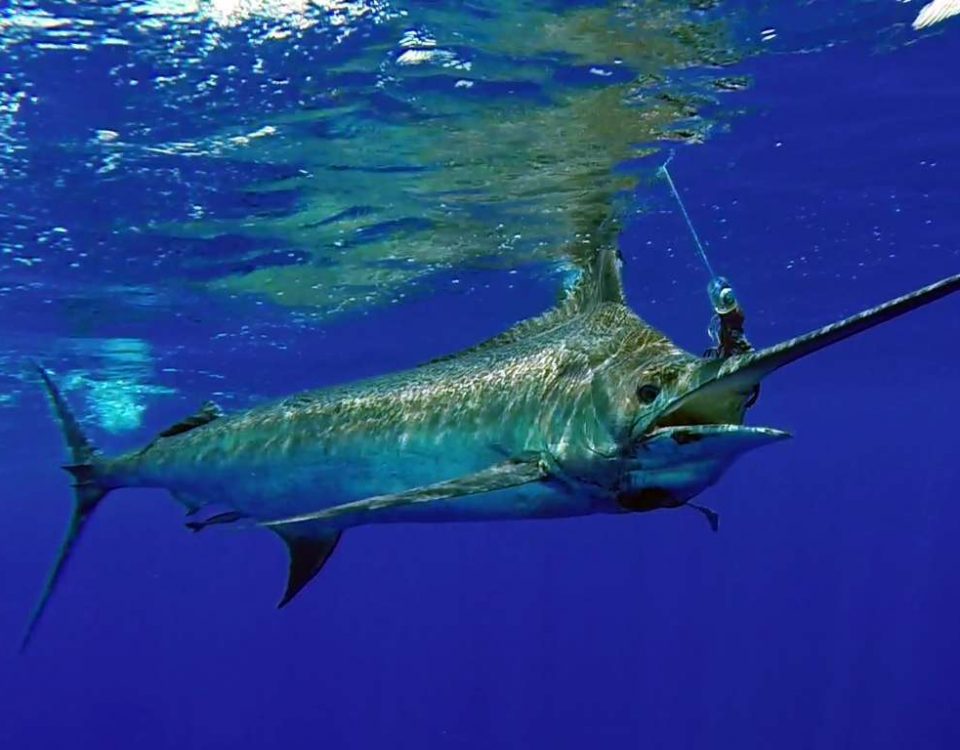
left=21, top=245, right=960, bottom=650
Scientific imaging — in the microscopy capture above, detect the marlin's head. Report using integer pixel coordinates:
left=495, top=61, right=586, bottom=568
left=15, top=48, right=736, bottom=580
left=610, top=273, right=960, bottom=514
left=611, top=348, right=788, bottom=514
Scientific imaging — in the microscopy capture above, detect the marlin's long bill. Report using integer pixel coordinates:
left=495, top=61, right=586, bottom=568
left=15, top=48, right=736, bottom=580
left=659, top=273, right=960, bottom=426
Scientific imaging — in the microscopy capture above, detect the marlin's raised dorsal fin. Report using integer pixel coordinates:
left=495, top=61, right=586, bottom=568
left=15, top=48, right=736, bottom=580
left=428, top=244, right=625, bottom=363
left=560, top=242, right=626, bottom=311
left=157, top=401, right=223, bottom=438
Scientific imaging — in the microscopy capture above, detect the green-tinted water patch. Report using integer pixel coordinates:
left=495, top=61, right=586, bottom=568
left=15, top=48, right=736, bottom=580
left=158, top=0, right=754, bottom=314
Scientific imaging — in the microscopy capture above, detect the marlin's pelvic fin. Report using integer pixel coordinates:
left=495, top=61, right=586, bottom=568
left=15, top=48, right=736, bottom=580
left=22, top=364, right=114, bottom=653
left=261, top=459, right=549, bottom=530
left=185, top=510, right=246, bottom=533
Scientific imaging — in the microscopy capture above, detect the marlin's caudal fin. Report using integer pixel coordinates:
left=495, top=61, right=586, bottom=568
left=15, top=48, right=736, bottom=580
left=21, top=365, right=113, bottom=652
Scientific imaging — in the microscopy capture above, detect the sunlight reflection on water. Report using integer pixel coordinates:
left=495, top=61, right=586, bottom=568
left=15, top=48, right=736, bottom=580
left=57, top=338, right=176, bottom=433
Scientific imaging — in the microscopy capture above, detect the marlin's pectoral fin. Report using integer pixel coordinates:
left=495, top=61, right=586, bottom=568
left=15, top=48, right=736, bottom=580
left=262, top=458, right=549, bottom=530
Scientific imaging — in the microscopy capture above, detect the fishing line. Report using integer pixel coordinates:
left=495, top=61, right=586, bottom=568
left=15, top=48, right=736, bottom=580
left=657, top=153, right=751, bottom=357
left=658, top=152, right=716, bottom=280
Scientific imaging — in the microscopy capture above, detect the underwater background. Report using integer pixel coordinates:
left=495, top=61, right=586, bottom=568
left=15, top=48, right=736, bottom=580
left=1, top=1, right=959, bottom=748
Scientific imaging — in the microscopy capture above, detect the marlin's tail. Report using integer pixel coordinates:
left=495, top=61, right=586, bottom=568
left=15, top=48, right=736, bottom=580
left=21, top=365, right=113, bottom=652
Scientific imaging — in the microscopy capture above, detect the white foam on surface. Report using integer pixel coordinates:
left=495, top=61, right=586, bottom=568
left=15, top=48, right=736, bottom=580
left=914, top=0, right=960, bottom=29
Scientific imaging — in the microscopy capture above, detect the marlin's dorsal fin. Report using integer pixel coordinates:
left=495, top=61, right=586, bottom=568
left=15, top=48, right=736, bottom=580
left=563, top=242, right=625, bottom=312
left=158, top=401, right=223, bottom=438
left=429, top=245, right=625, bottom=363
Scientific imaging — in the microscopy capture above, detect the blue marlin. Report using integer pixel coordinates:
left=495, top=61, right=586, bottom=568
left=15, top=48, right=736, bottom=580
left=23, top=247, right=960, bottom=649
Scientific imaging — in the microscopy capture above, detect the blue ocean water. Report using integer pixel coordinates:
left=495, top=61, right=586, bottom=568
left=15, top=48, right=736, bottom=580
left=1, top=2, right=959, bottom=748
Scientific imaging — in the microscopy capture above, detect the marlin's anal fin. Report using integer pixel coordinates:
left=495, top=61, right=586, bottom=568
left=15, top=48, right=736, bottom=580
left=688, top=503, right=719, bottom=532
left=262, top=458, right=548, bottom=529
left=273, top=530, right=342, bottom=607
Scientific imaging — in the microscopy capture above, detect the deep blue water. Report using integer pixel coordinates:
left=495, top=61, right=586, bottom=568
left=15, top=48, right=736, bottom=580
left=1, top=2, right=959, bottom=749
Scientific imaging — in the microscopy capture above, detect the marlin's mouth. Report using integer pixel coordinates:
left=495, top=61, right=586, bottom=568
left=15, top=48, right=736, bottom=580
left=635, top=354, right=759, bottom=441
left=653, top=356, right=756, bottom=432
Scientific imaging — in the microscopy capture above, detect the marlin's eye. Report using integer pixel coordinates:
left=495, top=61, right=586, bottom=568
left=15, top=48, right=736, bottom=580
left=636, top=384, right=660, bottom=404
